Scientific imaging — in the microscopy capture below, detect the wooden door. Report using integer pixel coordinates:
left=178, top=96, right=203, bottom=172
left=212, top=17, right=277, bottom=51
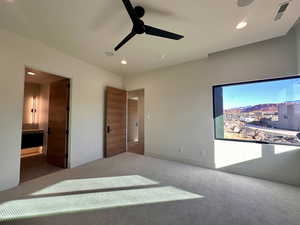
left=47, top=79, right=70, bottom=168
left=105, top=87, right=127, bottom=157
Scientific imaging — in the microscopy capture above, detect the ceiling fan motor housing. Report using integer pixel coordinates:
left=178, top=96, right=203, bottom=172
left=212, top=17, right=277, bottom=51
left=135, top=6, right=145, bottom=18
left=133, top=20, right=146, bottom=34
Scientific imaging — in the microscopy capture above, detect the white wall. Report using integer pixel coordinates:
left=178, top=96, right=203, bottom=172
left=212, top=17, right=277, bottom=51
left=296, top=23, right=300, bottom=72
left=125, top=60, right=213, bottom=168
left=0, top=29, right=122, bottom=191
left=125, top=29, right=300, bottom=186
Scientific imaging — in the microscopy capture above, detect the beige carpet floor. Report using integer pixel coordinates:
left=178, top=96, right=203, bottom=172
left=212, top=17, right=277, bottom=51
left=0, top=152, right=299, bottom=225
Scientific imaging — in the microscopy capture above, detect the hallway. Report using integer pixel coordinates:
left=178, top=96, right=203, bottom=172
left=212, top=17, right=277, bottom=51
left=20, top=154, right=62, bottom=183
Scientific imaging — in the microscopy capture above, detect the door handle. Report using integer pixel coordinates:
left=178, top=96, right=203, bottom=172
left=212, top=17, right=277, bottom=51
left=107, top=126, right=110, bottom=134
left=48, top=127, right=51, bottom=135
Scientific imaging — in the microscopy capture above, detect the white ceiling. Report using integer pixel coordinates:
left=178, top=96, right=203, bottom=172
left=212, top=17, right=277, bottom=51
left=0, top=0, right=299, bottom=76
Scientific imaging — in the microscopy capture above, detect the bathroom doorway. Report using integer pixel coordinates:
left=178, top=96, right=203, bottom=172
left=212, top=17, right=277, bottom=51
left=127, top=89, right=144, bottom=155
left=20, top=68, right=70, bottom=183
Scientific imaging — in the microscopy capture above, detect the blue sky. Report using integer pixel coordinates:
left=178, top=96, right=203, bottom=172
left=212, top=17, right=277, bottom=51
left=222, top=77, right=300, bottom=109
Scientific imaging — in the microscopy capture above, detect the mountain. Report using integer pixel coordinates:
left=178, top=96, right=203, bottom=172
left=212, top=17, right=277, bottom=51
left=286, top=100, right=300, bottom=104
left=225, top=100, right=300, bottom=114
left=240, top=104, right=278, bottom=113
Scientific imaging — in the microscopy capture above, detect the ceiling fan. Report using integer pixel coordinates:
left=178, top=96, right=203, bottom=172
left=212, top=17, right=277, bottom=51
left=114, top=0, right=184, bottom=51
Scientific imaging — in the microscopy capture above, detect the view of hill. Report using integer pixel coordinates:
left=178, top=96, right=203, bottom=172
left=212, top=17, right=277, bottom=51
left=225, top=100, right=300, bottom=114
left=225, top=104, right=277, bottom=114
left=240, top=104, right=278, bottom=113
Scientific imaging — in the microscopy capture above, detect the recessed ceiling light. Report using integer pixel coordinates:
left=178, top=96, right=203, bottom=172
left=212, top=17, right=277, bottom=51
left=161, top=54, right=166, bottom=60
left=27, top=72, right=36, bottom=76
left=236, top=21, right=248, bottom=30
left=121, top=60, right=127, bottom=65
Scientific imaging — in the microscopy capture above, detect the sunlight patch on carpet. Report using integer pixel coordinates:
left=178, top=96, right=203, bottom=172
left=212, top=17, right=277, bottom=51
left=0, top=186, right=203, bottom=221
left=31, top=175, right=158, bottom=196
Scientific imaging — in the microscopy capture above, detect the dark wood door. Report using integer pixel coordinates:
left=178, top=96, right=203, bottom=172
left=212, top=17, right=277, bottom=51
left=105, top=87, right=127, bottom=157
left=47, top=79, right=70, bottom=168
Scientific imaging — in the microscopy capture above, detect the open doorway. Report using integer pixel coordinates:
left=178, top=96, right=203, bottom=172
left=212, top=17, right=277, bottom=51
left=20, top=68, right=70, bottom=183
left=127, top=89, right=144, bottom=155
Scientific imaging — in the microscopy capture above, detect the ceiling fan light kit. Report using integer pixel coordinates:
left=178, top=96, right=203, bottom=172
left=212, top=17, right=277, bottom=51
left=114, top=0, right=184, bottom=51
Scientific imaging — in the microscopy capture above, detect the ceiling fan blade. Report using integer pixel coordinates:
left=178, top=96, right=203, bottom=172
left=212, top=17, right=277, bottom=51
left=114, top=31, right=136, bottom=51
left=122, top=0, right=138, bottom=23
left=145, top=25, right=184, bottom=40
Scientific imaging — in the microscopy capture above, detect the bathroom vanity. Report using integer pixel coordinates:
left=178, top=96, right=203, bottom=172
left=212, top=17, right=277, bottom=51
left=21, top=129, right=44, bottom=149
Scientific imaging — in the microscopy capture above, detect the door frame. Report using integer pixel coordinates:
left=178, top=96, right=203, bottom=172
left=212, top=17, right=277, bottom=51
left=21, top=66, right=72, bottom=170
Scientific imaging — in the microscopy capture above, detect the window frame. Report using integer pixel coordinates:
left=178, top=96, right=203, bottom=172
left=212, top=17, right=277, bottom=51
left=212, top=74, right=300, bottom=146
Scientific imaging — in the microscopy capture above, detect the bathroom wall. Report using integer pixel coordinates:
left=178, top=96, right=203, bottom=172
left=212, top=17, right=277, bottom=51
left=22, top=83, right=41, bottom=130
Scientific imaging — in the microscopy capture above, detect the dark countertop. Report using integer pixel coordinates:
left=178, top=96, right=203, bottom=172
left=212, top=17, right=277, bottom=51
left=22, top=129, right=44, bottom=135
